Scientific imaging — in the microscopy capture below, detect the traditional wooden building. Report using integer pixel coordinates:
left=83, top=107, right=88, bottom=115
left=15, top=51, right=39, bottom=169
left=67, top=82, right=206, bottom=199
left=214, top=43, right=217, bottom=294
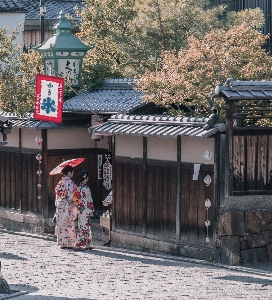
left=92, top=79, right=272, bottom=265
left=93, top=114, right=225, bottom=261
left=0, top=79, right=149, bottom=234
left=0, top=0, right=82, bottom=51
left=23, top=0, right=83, bottom=51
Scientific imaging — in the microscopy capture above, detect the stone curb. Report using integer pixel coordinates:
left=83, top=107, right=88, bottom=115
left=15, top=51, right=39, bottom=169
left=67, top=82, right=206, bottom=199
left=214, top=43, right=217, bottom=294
left=0, top=291, right=28, bottom=300
left=1, top=229, right=272, bottom=278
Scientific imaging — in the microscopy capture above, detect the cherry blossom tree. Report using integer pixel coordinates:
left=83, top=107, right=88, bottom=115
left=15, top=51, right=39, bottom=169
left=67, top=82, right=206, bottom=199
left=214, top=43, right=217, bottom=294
left=137, top=23, right=272, bottom=116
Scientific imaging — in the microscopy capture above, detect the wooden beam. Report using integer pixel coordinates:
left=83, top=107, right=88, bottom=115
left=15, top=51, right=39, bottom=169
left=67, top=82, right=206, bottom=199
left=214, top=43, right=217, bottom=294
left=213, top=132, right=221, bottom=242
left=19, top=128, right=22, bottom=213
left=226, top=98, right=234, bottom=196
left=142, top=136, right=147, bottom=237
left=42, top=129, right=48, bottom=219
left=112, top=136, right=116, bottom=232
left=176, top=135, right=181, bottom=242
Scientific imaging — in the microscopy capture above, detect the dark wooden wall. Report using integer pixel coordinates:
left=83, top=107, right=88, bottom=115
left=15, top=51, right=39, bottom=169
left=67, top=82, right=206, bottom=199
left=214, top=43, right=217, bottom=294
left=180, top=164, right=214, bottom=245
left=0, top=149, right=40, bottom=212
left=0, top=147, right=108, bottom=216
left=233, top=134, right=272, bottom=193
left=114, top=157, right=214, bottom=245
left=47, top=149, right=109, bottom=217
left=115, top=160, right=144, bottom=234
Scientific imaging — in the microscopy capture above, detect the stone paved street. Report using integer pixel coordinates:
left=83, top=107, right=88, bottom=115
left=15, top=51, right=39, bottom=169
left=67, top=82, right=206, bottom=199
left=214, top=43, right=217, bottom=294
left=1, top=231, right=272, bottom=299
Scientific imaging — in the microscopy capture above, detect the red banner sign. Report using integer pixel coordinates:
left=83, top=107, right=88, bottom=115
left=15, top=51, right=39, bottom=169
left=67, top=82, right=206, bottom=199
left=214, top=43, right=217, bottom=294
left=34, top=74, right=64, bottom=123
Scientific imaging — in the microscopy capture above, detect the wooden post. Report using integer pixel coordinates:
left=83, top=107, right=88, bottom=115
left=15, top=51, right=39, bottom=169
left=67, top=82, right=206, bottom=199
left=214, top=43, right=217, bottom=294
left=142, top=136, right=147, bottom=237
left=40, top=0, right=45, bottom=43
left=19, top=128, right=22, bottom=213
left=213, top=132, right=222, bottom=242
left=176, top=135, right=181, bottom=242
left=112, top=135, right=116, bottom=232
left=41, top=129, right=48, bottom=220
left=225, top=98, right=234, bottom=196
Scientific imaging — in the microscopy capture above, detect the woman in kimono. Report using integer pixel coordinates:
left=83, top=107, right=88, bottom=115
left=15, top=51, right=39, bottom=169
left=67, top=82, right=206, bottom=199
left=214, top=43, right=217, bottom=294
left=73, top=170, right=94, bottom=251
left=55, top=165, right=77, bottom=249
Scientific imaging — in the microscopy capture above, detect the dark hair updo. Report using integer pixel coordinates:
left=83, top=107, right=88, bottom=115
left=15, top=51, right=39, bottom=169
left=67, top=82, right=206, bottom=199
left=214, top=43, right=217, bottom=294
left=78, top=170, right=89, bottom=184
left=61, top=165, right=74, bottom=175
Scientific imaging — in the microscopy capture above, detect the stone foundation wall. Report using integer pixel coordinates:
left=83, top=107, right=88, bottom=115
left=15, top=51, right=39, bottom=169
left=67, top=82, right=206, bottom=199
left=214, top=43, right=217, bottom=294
left=0, top=207, right=55, bottom=234
left=216, top=207, right=272, bottom=265
left=111, top=231, right=215, bottom=261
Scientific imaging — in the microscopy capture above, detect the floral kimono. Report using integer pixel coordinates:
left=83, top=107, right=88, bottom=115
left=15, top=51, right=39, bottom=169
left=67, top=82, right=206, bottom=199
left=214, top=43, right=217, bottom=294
left=55, top=176, right=77, bottom=248
left=74, top=182, right=94, bottom=248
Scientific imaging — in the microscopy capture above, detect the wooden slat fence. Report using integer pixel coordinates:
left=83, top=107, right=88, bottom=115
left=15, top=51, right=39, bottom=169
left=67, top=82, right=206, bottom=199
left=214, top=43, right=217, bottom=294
left=233, top=134, right=272, bottom=192
left=0, top=148, right=109, bottom=216
left=114, top=158, right=214, bottom=245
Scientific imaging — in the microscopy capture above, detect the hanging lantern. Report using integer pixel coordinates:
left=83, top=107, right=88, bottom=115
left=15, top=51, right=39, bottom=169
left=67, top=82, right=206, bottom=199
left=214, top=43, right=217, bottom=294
left=205, top=220, right=210, bottom=227
left=36, top=154, right=42, bottom=200
left=35, top=136, right=43, bottom=145
left=203, top=150, right=212, bottom=163
left=204, top=195, right=212, bottom=243
left=36, top=154, right=42, bottom=162
left=34, top=11, right=92, bottom=88
left=205, top=199, right=211, bottom=208
left=204, top=175, right=212, bottom=186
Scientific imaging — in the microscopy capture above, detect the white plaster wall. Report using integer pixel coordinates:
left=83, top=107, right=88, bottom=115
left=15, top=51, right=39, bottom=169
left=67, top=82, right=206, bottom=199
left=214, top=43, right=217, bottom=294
left=48, top=128, right=108, bottom=149
left=22, top=129, right=42, bottom=149
left=2, top=128, right=38, bottom=149
left=0, top=13, right=25, bottom=45
left=115, top=135, right=143, bottom=158
left=147, top=136, right=176, bottom=161
left=5, top=127, right=19, bottom=147
left=181, top=136, right=215, bottom=164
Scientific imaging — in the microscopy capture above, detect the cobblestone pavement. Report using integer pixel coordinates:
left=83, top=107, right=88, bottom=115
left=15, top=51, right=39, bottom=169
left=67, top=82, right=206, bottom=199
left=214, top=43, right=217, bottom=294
left=1, top=231, right=272, bottom=300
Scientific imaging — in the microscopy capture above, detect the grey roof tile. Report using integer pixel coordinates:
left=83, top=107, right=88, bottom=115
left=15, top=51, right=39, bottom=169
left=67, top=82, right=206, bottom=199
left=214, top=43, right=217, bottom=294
left=0, top=0, right=83, bottom=18
left=64, top=80, right=144, bottom=114
left=0, top=0, right=27, bottom=12
left=25, top=1, right=83, bottom=20
left=0, top=111, right=89, bottom=129
left=213, top=78, right=272, bottom=100
left=92, top=114, right=220, bottom=138
left=9, top=118, right=89, bottom=129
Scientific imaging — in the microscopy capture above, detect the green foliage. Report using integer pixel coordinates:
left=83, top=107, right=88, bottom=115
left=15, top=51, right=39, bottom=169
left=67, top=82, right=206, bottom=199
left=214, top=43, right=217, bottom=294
left=137, top=6, right=270, bottom=116
left=76, top=0, right=137, bottom=88
left=0, top=1, right=270, bottom=118
left=0, top=26, right=43, bottom=116
left=77, top=0, right=228, bottom=88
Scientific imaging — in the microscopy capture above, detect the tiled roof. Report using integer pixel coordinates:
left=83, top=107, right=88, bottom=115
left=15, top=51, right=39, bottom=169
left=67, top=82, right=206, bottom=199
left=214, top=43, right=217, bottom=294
left=25, top=1, right=83, bottom=20
left=0, top=112, right=89, bottom=129
left=9, top=118, right=89, bottom=129
left=0, top=0, right=83, bottom=18
left=0, top=0, right=27, bottom=12
left=63, top=79, right=145, bottom=114
left=212, top=78, right=272, bottom=100
left=92, top=114, right=222, bottom=138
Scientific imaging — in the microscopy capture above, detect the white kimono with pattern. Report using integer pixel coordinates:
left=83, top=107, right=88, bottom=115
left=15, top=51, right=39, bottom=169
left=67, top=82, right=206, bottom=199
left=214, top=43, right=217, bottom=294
left=55, top=176, right=77, bottom=247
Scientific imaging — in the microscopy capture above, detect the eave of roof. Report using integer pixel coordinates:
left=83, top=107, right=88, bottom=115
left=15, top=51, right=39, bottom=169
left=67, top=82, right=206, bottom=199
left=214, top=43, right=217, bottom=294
left=10, top=119, right=89, bottom=130
left=212, top=78, right=272, bottom=100
left=63, top=79, right=145, bottom=114
left=0, top=111, right=89, bottom=129
left=92, top=114, right=220, bottom=138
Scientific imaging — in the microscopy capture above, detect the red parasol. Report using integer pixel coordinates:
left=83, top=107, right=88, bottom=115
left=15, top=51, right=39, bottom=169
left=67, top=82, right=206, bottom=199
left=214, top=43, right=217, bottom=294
left=49, top=158, right=85, bottom=175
